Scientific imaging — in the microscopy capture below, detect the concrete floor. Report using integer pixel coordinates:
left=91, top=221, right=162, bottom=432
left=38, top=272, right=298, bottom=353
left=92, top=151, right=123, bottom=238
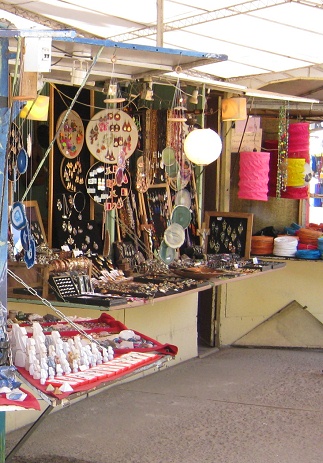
left=5, top=347, right=323, bottom=463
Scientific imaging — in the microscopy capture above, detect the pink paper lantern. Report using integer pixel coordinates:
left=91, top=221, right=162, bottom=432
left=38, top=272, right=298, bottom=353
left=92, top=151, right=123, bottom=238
left=238, top=151, right=270, bottom=201
left=288, top=122, right=310, bottom=163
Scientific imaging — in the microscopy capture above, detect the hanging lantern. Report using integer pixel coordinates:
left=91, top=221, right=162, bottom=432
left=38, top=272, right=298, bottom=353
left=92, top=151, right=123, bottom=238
left=19, top=95, right=50, bottom=121
left=286, top=158, right=305, bottom=187
left=280, top=122, right=310, bottom=199
left=288, top=122, right=310, bottom=162
left=221, top=97, right=247, bottom=121
left=238, top=151, right=270, bottom=201
left=183, top=128, right=222, bottom=166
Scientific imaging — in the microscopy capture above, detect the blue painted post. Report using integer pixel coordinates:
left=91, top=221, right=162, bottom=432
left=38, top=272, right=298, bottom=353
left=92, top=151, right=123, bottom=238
left=0, top=36, right=18, bottom=463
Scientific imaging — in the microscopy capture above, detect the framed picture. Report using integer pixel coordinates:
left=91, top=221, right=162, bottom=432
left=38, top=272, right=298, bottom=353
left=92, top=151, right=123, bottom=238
left=204, top=211, right=253, bottom=258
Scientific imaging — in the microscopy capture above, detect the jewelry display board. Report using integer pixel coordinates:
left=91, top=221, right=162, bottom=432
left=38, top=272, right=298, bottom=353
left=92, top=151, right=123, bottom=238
left=205, top=211, right=253, bottom=258
left=85, top=161, right=131, bottom=209
left=60, top=157, right=85, bottom=192
left=56, top=109, right=84, bottom=158
left=85, top=109, right=138, bottom=164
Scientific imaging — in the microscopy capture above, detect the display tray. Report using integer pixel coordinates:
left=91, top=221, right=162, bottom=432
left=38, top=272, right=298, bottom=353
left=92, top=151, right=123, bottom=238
left=132, top=274, right=197, bottom=284
left=17, top=352, right=168, bottom=401
left=63, top=294, right=128, bottom=307
left=173, top=266, right=243, bottom=280
left=242, top=260, right=286, bottom=271
left=15, top=313, right=178, bottom=356
left=12, top=313, right=178, bottom=401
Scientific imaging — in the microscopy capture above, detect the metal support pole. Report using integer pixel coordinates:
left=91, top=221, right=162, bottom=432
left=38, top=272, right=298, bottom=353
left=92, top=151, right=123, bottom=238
left=0, top=35, right=21, bottom=463
left=5, top=405, right=53, bottom=462
left=156, top=0, right=164, bottom=47
left=0, top=35, right=11, bottom=463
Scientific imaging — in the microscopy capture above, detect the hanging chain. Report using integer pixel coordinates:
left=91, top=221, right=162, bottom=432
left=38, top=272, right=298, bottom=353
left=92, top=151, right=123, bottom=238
left=7, top=268, right=104, bottom=350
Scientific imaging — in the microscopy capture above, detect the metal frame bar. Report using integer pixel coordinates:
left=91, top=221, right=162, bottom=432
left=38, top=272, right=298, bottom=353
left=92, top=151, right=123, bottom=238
left=5, top=405, right=53, bottom=463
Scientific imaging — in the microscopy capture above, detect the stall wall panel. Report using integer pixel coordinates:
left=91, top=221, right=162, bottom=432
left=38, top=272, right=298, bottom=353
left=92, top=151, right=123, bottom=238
left=233, top=300, right=323, bottom=348
left=218, top=261, right=323, bottom=346
left=124, top=293, right=199, bottom=364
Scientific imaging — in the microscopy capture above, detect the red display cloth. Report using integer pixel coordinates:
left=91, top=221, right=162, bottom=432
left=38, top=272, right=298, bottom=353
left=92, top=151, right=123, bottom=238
left=21, top=313, right=128, bottom=336
left=20, top=313, right=178, bottom=356
left=96, top=313, right=127, bottom=331
left=15, top=313, right=178, bottom=400
left=17, top=353, right=164, bottom=400
left=0, top=387, right=40, bottom=410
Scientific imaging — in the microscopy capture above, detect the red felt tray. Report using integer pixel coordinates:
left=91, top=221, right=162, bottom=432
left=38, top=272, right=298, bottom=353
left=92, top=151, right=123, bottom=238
left=17, top=352, right=163, bottom=400
left=15, top=313, right=178, bottom=400
left=18, top=313, right=178, bottom=356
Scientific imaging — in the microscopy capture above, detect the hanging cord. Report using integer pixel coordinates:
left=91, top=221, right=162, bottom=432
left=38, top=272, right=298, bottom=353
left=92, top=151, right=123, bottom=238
left=0, top=37, right=23, bottom=228
left=21, top=45, right=105, bottom=201
left=7, top=268, right=105, bottom=351
left=112, top=207, right=154, bottom=258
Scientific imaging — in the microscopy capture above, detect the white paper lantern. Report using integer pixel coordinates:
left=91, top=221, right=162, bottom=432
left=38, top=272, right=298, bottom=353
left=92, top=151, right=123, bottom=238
left=184, top=128, right=222, bottom=166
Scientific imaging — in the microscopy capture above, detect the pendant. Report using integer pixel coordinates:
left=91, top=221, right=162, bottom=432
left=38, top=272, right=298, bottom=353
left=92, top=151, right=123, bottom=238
left=67, top=235, right=74, bottom=245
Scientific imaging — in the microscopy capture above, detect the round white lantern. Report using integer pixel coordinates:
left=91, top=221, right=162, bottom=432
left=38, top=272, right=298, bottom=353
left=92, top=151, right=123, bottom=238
left=184, top=128, right=222, bottom=166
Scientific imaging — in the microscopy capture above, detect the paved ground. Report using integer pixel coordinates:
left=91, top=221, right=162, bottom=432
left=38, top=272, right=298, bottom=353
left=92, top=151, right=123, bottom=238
left=5, top=347, right=323, bottom=463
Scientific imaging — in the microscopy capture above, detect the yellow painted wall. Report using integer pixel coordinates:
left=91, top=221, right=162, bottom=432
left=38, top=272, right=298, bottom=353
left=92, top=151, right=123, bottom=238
left=218, top=260, right=323, bottom=346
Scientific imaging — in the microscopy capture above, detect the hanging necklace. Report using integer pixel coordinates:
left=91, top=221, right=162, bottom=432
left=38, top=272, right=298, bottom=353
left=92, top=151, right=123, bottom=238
left=73, top=191, right=86, bottom=220
left=62, top=194, right=72, bottom=219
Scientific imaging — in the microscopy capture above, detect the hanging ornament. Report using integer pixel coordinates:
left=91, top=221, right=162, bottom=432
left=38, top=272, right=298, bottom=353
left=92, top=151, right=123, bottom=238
left=276, top=103, right=289, bottom=198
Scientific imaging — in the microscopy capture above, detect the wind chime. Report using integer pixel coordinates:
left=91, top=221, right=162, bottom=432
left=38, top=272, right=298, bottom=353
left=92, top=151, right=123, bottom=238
left=166, top=76, right=191, bottom=192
